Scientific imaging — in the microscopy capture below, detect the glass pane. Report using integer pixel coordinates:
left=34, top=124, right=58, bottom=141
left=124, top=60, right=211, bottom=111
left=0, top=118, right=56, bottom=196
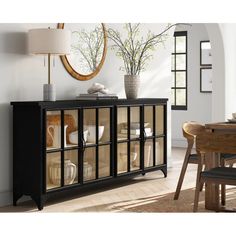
left=144, top=106, right=154, bottom=137
left=176, top=72, right=186, bottom=87
left=155, top=138, right=164, bottom=165
left=130, top=106, right=140, bottom=139
left=64, top=150, right=78, bottom=185
left=98, top=108, right=110, bottom=143
left=46, top=111, right=61, bottom=150
left=176, top=36, right=186, bottom=53
left=176, top=89, right=186, bottom=106
left=172, top=72, right=175, bottom=87
left=117, top=107, right=128, bottom=141
left=144, top=140, right=153, bottom=168
left=130, top=141, right=140, bottom=171
left=171, top=55, right=175, bottom=70
left=171, top=89, right=175, bottom=105
left=84, top=109, right=96, bottom=145
left=65, top=110, right=78, bottom=148
left=98, top=145, right=110, bottom=178
left=83, top=147, right=96, bottom=181
left=176, top=54, right=186, bottom=70
left=117, top=142, right=128, bottom=174
left=155, top=106, right=164, bottom=135
left=46, top=152, right=61, bottom=190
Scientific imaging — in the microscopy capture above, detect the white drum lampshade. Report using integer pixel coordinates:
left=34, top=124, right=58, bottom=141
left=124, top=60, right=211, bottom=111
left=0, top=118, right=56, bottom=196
left=28, top=28, right=71, bottom=55
left=28, top=28, right=71, bottom=101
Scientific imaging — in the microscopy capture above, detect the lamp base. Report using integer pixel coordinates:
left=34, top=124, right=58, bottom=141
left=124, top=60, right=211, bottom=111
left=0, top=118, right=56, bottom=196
left=43, top=84, right=56, bottom=101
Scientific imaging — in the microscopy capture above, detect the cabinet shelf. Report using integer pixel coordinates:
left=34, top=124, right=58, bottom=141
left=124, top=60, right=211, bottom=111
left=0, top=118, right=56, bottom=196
left=11, top=98, right=167, bottom=210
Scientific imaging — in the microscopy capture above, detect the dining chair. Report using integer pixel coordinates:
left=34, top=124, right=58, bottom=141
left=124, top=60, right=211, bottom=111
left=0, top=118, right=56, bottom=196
left=174, top=121, right=236, bottom=202
left=193, top=132, right=236, bottom=212
left=174, top=121, right=205, bottom=200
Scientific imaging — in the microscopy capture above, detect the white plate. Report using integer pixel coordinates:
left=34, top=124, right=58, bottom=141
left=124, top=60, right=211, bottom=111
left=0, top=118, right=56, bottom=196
left=227, top=118, right=236, bottom=123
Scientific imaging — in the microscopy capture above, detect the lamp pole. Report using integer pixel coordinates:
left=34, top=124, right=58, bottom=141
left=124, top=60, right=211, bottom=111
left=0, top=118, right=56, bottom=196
left=48, top=53, right=51, bottom=84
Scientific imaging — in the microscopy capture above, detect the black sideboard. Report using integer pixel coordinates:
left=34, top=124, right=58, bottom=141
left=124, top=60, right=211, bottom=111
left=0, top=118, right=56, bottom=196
left=11, top=98, right=168, bottom=210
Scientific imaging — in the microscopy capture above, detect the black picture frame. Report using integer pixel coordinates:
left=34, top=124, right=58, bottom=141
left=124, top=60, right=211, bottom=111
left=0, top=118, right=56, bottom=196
left=200, top=40, right=212, bottom=66
left=200, top=67, right=212, bottom=93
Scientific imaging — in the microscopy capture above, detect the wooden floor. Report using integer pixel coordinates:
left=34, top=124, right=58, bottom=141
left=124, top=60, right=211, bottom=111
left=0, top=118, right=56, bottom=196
left=0, top=147, right=198, bottom=212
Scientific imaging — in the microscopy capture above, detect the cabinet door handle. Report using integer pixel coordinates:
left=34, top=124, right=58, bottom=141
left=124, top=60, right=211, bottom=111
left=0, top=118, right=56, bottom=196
left=82, top=137, right=86, bottom=151
left=143, top=130, right=147, bottom=142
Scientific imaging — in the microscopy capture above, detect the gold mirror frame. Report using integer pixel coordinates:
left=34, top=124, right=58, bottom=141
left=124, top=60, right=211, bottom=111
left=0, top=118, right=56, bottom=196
left=58, top=23, right=107, bottom=81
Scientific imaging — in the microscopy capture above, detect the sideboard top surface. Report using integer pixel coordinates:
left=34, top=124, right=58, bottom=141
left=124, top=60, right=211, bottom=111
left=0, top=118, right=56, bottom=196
left=11, top=98, right=168, bottom=109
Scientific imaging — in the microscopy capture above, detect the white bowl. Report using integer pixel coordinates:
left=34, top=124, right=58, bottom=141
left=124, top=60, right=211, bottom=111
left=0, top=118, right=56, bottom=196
left=69, top=130, right=88, bottom=144
left=129, top=122, right=149, bottom=129
left=85, top=125, right=104, bottom=143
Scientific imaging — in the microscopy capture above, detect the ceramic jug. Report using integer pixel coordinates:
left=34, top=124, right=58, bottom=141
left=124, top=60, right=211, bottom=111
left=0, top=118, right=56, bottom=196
left=47, top=125, right=68, bottom=148
left=49, top=159, right=77, bottom=185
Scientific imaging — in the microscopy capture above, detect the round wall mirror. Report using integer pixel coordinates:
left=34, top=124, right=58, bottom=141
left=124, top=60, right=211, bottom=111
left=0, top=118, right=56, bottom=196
left=58, top=23, right=107, bottom=81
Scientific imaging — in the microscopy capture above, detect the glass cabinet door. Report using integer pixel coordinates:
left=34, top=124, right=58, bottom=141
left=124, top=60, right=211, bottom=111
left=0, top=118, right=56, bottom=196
left=117, top=106, right=141, bottom=175
left=143, top=105, right=165, bottom=169
left=82, top=107, right=112, bottom=182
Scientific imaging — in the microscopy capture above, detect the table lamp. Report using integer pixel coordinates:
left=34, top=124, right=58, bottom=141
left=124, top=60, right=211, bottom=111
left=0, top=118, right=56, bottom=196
left=28, top=28, right=71, bottom=101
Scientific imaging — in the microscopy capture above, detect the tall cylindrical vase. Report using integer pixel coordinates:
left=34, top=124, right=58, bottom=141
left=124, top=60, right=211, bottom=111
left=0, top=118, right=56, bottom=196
left=124, top=75, right=140, bottom=99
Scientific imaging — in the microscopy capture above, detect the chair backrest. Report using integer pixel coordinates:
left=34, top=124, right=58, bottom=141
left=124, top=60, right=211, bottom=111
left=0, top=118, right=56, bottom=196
left=196, top=132, right=236, bottom=154
left=182, top=121, right=205, bottom=142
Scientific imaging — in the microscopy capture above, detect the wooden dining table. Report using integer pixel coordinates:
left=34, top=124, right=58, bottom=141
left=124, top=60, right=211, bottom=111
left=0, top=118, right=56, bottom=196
left=204, top=122, right=236, bottom=211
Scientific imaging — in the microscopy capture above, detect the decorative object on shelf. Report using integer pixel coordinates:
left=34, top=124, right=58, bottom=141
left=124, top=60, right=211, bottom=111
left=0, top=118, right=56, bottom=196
left=28, top=27, right=71, bottom=101
left=124, top=74, right=140, bottom=99
left=200, top=67, right=212, bottom=93
left=200, top=41, right=212, bottom=66
left=58, top=23, right=107, bottom=81
left=87, top=82, right=109, bottom=94
left=49, top=159, right=77, bottom=185
left=46, top=114, right=76, bottom=147
left=107, top=23, right=181, bottom=99
left=47, top=124, right=68, bottom=148
left=85, top=125, right=104, bottom=143
left=83, top=162, right=93, bottom=180
left=69, top=130, right=88, bottom=144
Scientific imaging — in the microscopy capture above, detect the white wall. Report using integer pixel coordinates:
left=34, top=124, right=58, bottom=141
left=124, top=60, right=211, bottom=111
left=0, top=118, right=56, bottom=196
left=218, top=24, right=236, bottom=120
left=171, top=24, right=212, bottom=147
left=0, top=23, right=174, bottom=206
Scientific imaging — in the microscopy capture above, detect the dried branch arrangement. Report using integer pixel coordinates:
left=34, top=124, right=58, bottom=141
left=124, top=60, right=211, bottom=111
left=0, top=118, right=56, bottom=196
left=107, top=23, right=182, bottom=75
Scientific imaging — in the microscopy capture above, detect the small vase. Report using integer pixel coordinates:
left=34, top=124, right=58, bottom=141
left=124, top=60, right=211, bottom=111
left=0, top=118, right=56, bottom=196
left=124, top=75, right=140, bottom=99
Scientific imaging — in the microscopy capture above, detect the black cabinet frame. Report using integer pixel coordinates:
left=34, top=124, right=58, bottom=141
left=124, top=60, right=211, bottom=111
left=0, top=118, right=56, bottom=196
left=11, top=98, right=167, bottom=210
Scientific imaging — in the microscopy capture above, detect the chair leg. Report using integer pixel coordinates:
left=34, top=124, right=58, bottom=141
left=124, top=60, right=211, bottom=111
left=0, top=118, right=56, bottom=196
left=174, top=145, right=192, bottom=200
left=199, top=165, right=206, bottom=191
left=221, top=158, right=226, bottom=206
left=193, top=153, right=204, bottom=212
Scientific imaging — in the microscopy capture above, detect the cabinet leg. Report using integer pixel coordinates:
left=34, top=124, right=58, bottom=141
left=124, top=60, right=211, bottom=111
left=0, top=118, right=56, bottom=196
left=13, top=192, right=23, bottom=206
left=161, top=167, right=167, bottom=178
left=31, top=195, right=46, bottom=211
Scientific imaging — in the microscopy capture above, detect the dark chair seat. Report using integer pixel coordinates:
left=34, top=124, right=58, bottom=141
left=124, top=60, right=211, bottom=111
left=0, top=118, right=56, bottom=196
left=189, top=154, right=198, bottom=162
left=221, top=153, right=236, bottom=160
left=201, top=167, right=236, bottom=180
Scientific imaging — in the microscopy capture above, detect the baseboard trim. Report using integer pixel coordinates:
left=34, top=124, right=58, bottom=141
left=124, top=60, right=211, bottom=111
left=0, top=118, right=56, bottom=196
left=0, top=191, right=12, bottom=207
